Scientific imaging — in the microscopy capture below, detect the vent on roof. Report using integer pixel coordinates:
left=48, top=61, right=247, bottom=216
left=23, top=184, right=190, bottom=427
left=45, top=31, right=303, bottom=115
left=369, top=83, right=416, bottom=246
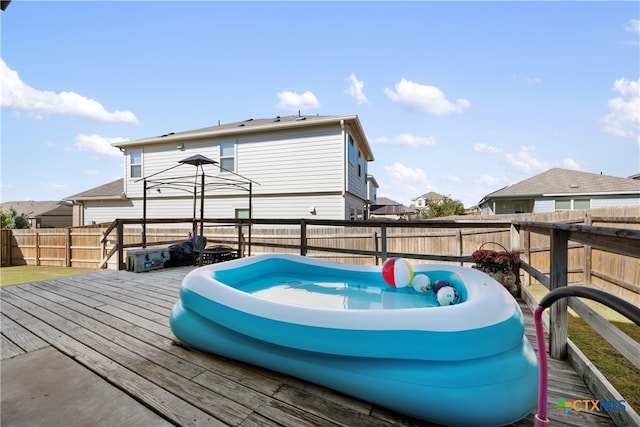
left=274, top=116, right=280, bottom=122
left=295, top=116, right=306, bottom=121
left=569, top=184, right=579, bottom=188
left=238, top=123, right=245, bottom=127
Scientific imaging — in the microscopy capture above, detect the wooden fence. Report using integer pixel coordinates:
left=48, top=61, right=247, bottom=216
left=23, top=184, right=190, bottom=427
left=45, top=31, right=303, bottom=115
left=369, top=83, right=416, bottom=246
left=2, top=207, right=637, bottom=302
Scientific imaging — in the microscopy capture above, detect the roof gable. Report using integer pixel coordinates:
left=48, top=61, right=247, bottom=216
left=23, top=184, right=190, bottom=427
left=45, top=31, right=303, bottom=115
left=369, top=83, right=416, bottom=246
left=412, top=191, right=445, bottom=201
left=0, top=200, right=72, bottom=217
left=65, top=178, right=125, bottom=201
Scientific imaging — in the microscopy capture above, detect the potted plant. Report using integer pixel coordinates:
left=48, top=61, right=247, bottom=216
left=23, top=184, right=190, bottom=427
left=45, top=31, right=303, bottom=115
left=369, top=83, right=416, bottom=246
left=472, top=243, right=521, bottom=297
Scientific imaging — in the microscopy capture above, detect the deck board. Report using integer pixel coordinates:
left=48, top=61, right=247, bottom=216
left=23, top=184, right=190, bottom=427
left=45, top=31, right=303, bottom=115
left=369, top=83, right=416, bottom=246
left=1, top=267, right=617, bottom=427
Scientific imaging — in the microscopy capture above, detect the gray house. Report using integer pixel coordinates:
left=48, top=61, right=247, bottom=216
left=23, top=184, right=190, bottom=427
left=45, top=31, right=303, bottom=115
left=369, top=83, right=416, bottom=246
left=478, top=168, right=640, bottom=214
left=410, top=192, right=445, bottom=209
left=66, top=115, right=375, bottom=225
left=0, top=200, right=73, bottom=228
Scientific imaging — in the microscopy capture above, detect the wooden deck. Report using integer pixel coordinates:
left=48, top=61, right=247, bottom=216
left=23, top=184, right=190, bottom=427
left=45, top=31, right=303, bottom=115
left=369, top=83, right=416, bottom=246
left=1, top=267, right=616, bottom=427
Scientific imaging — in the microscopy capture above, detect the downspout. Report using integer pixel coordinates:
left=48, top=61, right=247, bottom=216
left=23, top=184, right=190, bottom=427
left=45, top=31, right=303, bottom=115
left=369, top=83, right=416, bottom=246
left=341, top=119, right=348, bottom=218
left=341, top=120, right=347, bottom=196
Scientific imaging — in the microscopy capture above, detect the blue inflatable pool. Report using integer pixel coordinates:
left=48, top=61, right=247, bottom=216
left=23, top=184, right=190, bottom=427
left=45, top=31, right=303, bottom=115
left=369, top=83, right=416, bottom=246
left=170, top=254, right=538, bottom=426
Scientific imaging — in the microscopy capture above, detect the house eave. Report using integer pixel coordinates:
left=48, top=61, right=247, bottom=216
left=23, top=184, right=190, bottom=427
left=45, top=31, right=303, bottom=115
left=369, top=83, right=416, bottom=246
left=543, top=191, right=640, bottom=197
left=66, top=194, right=128, bottom=202
left=112, top=115, right=374, bottom=161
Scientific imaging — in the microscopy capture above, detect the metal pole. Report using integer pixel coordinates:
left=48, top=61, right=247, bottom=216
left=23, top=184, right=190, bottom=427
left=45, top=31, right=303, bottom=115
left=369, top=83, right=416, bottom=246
left=248, top=181, right=253, bottom=256
left=192, top=171, right=197, bottom=236
left=200, top=171, right=205, bottom=238
left=142, top=179, right=147, bottom=248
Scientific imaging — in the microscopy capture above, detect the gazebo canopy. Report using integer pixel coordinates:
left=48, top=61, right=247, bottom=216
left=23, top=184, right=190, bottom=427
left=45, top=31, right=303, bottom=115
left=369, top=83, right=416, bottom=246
left=136, top=154, right=257, bottom=254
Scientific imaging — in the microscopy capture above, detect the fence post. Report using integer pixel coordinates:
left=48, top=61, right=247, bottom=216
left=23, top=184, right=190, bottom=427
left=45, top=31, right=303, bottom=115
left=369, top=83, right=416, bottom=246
left=380, top=224, right=387, bottom=262
left=372, top=231, right=379, bottom=265
left=300, top=220, right=307, bottom=256
left=237, top=223, right=244, bottom=258
left=65, top=228, right=71, bottom=267
left=523, top=230, right=531, bottom=286
left=510, top=223, right=520, bottom=254
left=455, top=229, right=462, bottom=266
left=35, top=230, right=40, bottom=266
left=583, top=212, right=592, bottom=284
left=549, top=227, right=569, bottom=359
left=117, top=220, right=125, bottom=270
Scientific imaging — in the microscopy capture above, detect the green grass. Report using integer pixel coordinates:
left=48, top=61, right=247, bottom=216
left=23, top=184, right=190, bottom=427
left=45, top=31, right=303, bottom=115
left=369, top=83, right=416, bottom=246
left=525, top=284, right=640, bottom=411
left=0, top=265, right=98, bottom=286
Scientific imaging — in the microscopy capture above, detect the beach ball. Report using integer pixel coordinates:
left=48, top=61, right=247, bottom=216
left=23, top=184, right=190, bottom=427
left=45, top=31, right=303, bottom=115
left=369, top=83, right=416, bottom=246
left=382, top=258, right=414, bottom=288
left=412, top=274, right=432, bottom=293
left=437, top=286, right=460, bottom=306
left=432, top=279, right=450, bottom=294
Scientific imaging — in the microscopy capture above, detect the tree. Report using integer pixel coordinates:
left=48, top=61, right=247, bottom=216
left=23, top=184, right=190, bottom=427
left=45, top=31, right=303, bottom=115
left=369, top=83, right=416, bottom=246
left=1, top=207, right=31, bottom=229
left=418, top=196, right=465, bottom=219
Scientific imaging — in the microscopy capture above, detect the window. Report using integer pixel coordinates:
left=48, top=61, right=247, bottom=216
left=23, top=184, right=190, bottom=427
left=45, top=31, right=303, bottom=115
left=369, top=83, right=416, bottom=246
left=357, top=150, right=362, bottom=177
left=130, top=150, right=142, bottom=178
left=574, top=199, right=590, bottom=210
left=348, top=134, right=355, bottom=163
left=235, top=208, right=250, bottom=219
left=555, top=199, right=571, bottom=211
left=220, top=141, right=235, bottom=172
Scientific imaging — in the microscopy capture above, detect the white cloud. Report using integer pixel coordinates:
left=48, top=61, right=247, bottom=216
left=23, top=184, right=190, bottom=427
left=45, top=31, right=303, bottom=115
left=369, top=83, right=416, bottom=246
left=0, top=58, right=138, bottom=123
left=74, top=133, right=127, bottom=157
left=473, top=143, right=502, bottom=154
left=374, top=133, right=436, bottom=146
left=384, top=78, right=470, bottom=115
left=83, top=169, right=99, bottom=176
left=475, top=174, right=503, bottom=187
left=505, top=146, right=548, bottom=174
left=384, top=162, right=428, bottom=182
left=526, top=77, right=542, bottom=85
left=600, top=78, right=640, bottom=145
left=345, top=74, right=368, bottom=105
left=380, top=161, right=433, bottom=204
left=43, top=182, right=69, bottom=191
left=275, top=90, right=320, bottom=111
left=444, top=174, right=462, bottom=184
left=561, top=158, right=582, bottom=170
left=625, top=19, right=639, bottom=33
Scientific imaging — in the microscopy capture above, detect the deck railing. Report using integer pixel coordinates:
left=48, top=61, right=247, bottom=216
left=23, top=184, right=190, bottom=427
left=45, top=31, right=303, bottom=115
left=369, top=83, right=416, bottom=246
left=2, top=214, right=639, bottom=424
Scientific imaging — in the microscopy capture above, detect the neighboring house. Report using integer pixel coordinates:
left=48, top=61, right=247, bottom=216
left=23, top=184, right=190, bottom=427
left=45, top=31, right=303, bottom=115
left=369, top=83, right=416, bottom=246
left=366, top=175, right=379, bottom=217
left=369, top=197, right=414, bottom=220
left=66, top=115, right=375, bottom=224
left=478, top=168, right=640, bottom=215
left=410, top=191, right=445, bottom=208
left=0, top=200, right=73, bottom=228
left=66, top=179, right=129, bottom=226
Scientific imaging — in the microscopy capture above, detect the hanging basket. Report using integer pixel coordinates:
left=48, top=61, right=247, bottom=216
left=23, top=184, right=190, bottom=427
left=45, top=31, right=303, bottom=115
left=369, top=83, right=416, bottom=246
left=472, top=242, right=521, bottom=296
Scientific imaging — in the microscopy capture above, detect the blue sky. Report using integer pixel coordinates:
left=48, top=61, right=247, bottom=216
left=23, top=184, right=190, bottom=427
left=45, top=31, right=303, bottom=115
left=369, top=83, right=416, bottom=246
left=1, top=1, right=639, bottom=208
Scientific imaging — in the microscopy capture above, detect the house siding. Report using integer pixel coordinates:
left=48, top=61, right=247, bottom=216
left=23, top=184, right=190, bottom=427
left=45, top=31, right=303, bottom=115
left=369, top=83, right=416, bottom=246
left=533, top=199, right=555, bottom=213
left=591, top=195, right=640, bottom=209
left=74, top=116, right=375, bottom=224
left=80, top=193, right=346, bottom=225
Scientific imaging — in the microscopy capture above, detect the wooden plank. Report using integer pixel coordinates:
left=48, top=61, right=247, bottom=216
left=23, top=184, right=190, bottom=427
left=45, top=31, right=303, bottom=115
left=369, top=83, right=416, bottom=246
left=0, top=297, right=225, bottom=427
left=1, top=333, right=26, bottom=359
left=0, top=268, right=619, bottom=427
left=1, top=289, right=252, bottom=426
left=549, top=228, right=569, bottom=359
left=0, top=312, right=49, bottom=355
